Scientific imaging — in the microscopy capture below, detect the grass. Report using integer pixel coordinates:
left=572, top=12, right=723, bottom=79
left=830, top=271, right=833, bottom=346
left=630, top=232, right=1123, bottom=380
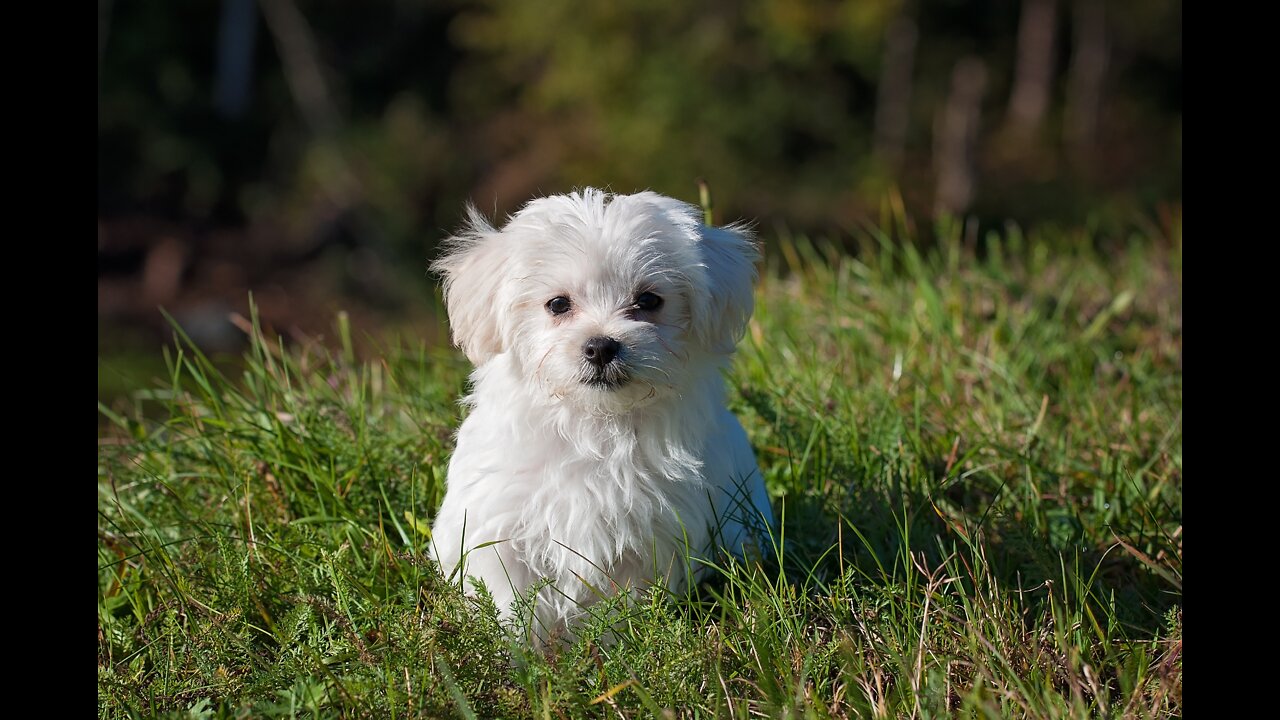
left=98, top=208, right=1182, bottom=718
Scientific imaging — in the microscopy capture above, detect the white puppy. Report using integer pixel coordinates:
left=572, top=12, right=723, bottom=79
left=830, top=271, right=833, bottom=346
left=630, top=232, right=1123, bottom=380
left=429, top=188, right=772, bottom=642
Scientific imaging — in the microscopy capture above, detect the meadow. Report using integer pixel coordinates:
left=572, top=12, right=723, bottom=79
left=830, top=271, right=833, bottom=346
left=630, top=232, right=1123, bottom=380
left=98, top=208, right=1182, bottom=718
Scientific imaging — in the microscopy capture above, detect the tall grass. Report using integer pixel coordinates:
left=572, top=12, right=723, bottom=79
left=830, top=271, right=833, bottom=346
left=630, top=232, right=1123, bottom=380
left=99, top=212, right=1182, bottom=717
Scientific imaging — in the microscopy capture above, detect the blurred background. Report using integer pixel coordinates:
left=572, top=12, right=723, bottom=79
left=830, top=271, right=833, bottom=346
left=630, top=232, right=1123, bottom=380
left=98, top=0, right=1181, bottom=395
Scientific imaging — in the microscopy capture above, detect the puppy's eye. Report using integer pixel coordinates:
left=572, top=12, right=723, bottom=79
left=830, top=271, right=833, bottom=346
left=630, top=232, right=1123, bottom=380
left=546, top=296, right=572, bottom=316
left=634, top=292, right=663, bottom=312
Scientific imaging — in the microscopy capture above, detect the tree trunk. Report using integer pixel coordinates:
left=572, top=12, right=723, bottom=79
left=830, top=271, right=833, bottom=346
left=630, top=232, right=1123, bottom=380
left=215, top=0, right=260, bottom=120
left=1006, top=0, right=1058, bottom=137
left=934, top=57, right=987, bottom=216
left=257, top=0, right=340, bottom=136
left=873, top=16, right=919, bottom=175
left=1064, top=0, right=1108, bottom=154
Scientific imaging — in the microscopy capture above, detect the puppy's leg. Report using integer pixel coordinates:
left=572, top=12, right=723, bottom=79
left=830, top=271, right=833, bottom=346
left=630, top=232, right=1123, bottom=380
left=455, top=542, right=526, bottom=620
left=431, top=519, right=527, bottom=620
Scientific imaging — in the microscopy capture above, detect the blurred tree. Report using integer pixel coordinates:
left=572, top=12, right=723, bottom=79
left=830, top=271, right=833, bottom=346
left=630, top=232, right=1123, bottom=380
left=452, top=0, right=899, bottom=228
left=214, top=0, right=258, bottom=120
left=1005, top=0, right=1057, bottom=140
left=1064, top=0, right=1107, bottom=155
left=872, top=14, right=918, bottom=176
left=98, top=0, right=1181, bottom=238
left=98, top=0, right=1181, bottom=341
left=934, top=56, right=986, bottom=216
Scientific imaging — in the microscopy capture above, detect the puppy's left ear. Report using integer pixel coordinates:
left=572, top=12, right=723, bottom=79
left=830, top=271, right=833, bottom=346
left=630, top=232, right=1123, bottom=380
left=691, top=223, right=760, bottom=354
left=431, top=206, right=512, bottom=365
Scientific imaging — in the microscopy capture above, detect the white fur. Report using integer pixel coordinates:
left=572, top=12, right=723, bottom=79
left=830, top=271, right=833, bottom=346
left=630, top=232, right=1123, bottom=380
left=429, top=188, right=772, bottom=642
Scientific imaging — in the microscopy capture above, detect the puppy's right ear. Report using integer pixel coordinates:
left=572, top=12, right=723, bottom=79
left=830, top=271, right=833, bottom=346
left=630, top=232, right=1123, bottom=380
left=431, top=206, right=510, bottom=365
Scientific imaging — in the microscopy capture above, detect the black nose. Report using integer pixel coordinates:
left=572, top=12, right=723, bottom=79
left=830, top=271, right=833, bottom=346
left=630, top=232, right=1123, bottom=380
left=582, top=336, right=621, bottom=367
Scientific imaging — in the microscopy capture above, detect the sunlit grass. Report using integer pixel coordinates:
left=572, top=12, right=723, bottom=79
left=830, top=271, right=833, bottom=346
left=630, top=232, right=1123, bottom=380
left=98, top=212, right=1182, bottom=718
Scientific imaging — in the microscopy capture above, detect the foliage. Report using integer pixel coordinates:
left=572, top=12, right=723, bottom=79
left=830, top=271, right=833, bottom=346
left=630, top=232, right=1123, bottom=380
left=98, top=0, right=1182, bottom=250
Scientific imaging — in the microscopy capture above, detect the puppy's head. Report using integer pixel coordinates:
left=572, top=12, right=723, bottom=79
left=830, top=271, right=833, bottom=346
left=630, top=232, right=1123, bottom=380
left=433, top=189, right=758, bottom=412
